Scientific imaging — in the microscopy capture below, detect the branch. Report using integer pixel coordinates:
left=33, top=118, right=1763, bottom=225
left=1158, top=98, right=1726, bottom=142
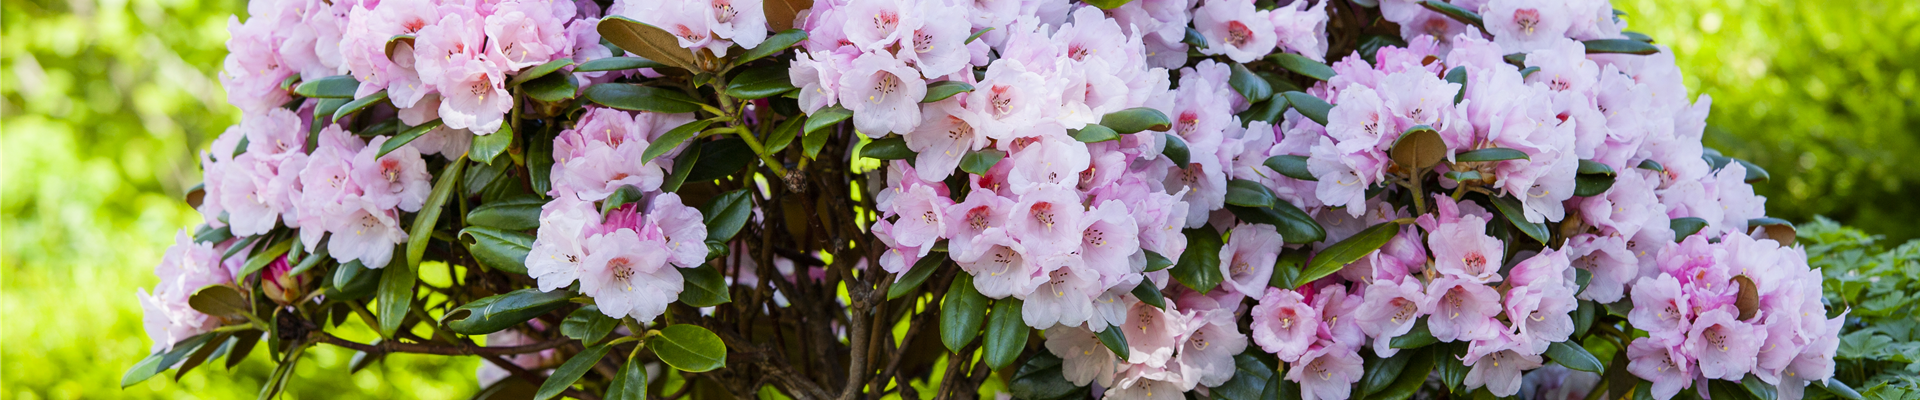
left=312, top=332, right=570, bottom=357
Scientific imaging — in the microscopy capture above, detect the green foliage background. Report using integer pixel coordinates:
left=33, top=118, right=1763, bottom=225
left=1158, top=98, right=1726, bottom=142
left=2, top=0, right=1916, bottom=398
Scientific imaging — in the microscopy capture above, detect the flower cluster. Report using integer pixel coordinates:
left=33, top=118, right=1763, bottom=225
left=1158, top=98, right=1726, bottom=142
left=526, top=107, right=710, bottom=322
left=139, top=231, right=242, bottom=352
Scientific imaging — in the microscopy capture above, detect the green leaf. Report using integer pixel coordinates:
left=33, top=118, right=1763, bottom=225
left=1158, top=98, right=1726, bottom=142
left=522, top=72, right=579, bottom=103
left=678, top=264, right=732, bottom=307
left=1637, top=159, right=1666, bottom=172
left=1623, top=31, right=1654, bottom=42
left=941, top=274, right=990, bottom=353
left=964, top=28, right=994, bottom=44
left=1708, top=377, right=1756, bottom=400
left=510, top=59, right=575, bottom=86
left=1741, top=374, right=1778, bottom=400
left=1446, top=66, right=1469, bottom=103
left=1270, top=53, right=1337, bottom=81
left=596, top=16, right=698, bottom=71
left=466, top=197, right=545, bottom=231
left=650, top=324, right=727, bottom=372
left=1008, top=353, right=1083, bottom=400
left=1574, top=173, right=1616, bottom=197
left=405, top=155, right=466, bottom=272
left=1546, top=341, right=1604, bottom=372
left=1081, top=0, right=1136, bottom=9
left=923, top=81, right=974, bottom=103
left=605, top=353, right=648, bottom=400
left=1098, top=107, right=1173, bottom=134
left=1419, top=0, right=1485, bottom=29
left=561, top=306, right=619, bottom=344
left=1131, top=279, right=1167, bottom=309
left=1170, top=225, right=1225, bottom=293
left=1489, top=194, right=1550, bottom=244
left=1070, top=124, right=1120, bottom=143
left=1161, top=133, right=1190, bottom=166
left=193, top=225, right=233, bottom=244
left=1301, top=221, right=1402, bottom=284
left=238, top=238, right=293, bottom=278
left=1095, top=325, right=1130, bottom=360
left=1455, top=148, right=1529, bottom=162
left=172, top=331, right=230, bottom=381
left=585, top=83, right=702, bottom=114
left=1390, top=319, right=1437, bottom=349
left=188, top=284, right=251, bottom=320
left=644, top=120, right=715, bottom=164
left=333, top=90, right=389, bottom=122
left=685, top=138, right=752, bottom=183
left=1367, top=347, right=1437, bottom=400
left=1671, top=217, right=1709, bottom=240
left=1144, top=250, right=1174, bottom=272
left=1360, top=350, right=1413, bottom=399
left=1282, top=91, right=1332, bottom=125
left=1435, top=342, right=1469, bottom=392
left=725, top=64, right=797, bottom=100
left=804, top=106, right=852, bottom=137
left=1733, top=158, right=1770, bottom=183
left=600, top=185, right=645, bottom=215
left=224, top=330, right=263, bottom=370
left=1230, top=63, right=1274, bottom=102
left=983, top=298, right=1028, bottom=369
left=1583, top=39, right=1661, bottom=55
left=1212, top=354, right=1277, bottom=400
left=736, top=29, right=807, bottom=65
left=377, top=259, right=416, bottom=337
left=1574, top=300, right=1596, bottom=337
left=662, top=138, right=701, bottom=192
left=1445, top=171, right=1484, bottom=182
left=470, top=124, right=513, bottom=165
left=1269, top=249, right=1307, bottom=289
left=1226, top=178, right=1280, bottom=208
left=575, top=56, right=667, bottom=72
left=1225, top=202, right=1327, bottom=244
left=294, top=75, right=360, bottom=98
left=379, top=119, right=445, bottom=158
left=1578, top=159, right=1616, bottom=175
left=1390, top=125, right=1447, bottom=170
left=702, top=189, right=753, bottom=242
left=1818, top=379, right=1863, bottom=400
left=534, top=344, right=611, bottom=400
left=1520, top=66, right=1542, bottom=78
left=1265, top=154, right=1317, bottom=181
left=331, top=260, right=380, bottom=300
left=122, top=332, right=217, bottom=388
left=959, top=149, right=1005, bottom=176
left=443, top=288, right=571, bottom=335
left=1237, top=96, right=1290, bottom=124
left=887, top=253, right=944, bottom=300
left=1183, top=26, right=1208, bottom=49
left=861, top=136, right=915, bottom=160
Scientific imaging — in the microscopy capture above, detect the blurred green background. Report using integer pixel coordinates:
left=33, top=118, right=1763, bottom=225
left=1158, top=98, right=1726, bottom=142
left=2, top=0, right=1916, bottom=398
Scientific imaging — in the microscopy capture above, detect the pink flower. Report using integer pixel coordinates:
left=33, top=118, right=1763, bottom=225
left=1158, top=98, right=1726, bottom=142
left=705, top=0, right=768, bottom=50
left=1356, top=278, right=1428, bottom=357
left=1628, top=274, right=1692, bottom=345
left=1429, top=214, right=1505, bottom=283
left=1286, top=344, right=1364, bottom=400
left=1005, top=133, right=1092, bottom=194
left=1424, top=277, right=1504, bottom=342
left=1217, top=224, right=1283, bottom=296
left=485, top=0, right=572, bottom=70
left=1250, top=288, right=1319, bottom=362
left=897, top=0, right=970, bottom=77
left=645, top=193, right=710, bottom=268
left=888, top=184, right=953, bottom=251
left=1565, top=234, right=1637, bottom=303
left=1193, top=0, right=1276, bottom=63
left=579, top=228, right=682, bottom=321
left=791, top=49, right=854, bottom=114
left=352, top=136, right=432, bottom=212
left=328, top=198, right=409, bottom=268
left=1022, top=264, right=1102, bottom=329
left=1079, top=200, right=1142, bottom=283
left=1122, top=300, right=1184, bottom=368
left=1505, top=285, right=1576, bottom=355
left=1463, top=335, right=1545, bottom=397
left=139, top=231, right=238, bottom=352
left=905, top=100, right=988, bottom=182
left=1686, top=306, right=1764, bottom=380
left=840, top=0, right=919, bottom=52
left=1483, top=0, right=1573, bottom=53
left=959, top=230, right=1039, bottom=299
left=945, top=190, right=1014, bottom=263
left=1043, top=325, right=1118, bottom=387
left=620, top=0, right=730, bottom=56
left=1269, top=0, right=1330, bottom=61
left=1007, top=187, right=1083, bottom=260
left=1314, top=285, right=1367, bottom=349
left=837, top=52, right=927, bottom=136
left=1628, top=338, right=1695, bottom=400
left=528, top=196, right=600, bottom=291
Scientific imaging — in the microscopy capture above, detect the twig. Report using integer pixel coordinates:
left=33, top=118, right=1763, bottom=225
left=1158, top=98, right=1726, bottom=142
left=311, top=332, right=569, bottom=356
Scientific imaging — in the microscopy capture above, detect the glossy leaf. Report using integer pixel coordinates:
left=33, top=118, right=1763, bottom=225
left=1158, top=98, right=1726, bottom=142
left=764, top=115, right=803, bottom=154
left=1282, top=91, right=1332, bottom=125
left=1446, top=66, right=1469, bottom=103
left=804, top=106, right=852, bottom=137
left=724, top=64, right=797, bottom=100
left=1229, top=62, right=1273, bottom=102
left=1389, top=319, right=1437, bottom=349
left=1008, top=352, right=1083, bottom=400
left=1671, top=217, right=1709, bottom=240
left=1546, top=341, right=1603, bottom=372
left=982, top=299, right=1028, bottom=369
left=941, top=274, right=989, bottom=353
left=522, top=72, right=579, bottom=103
left=649, top=324, right=727, bottom=372
left=1574, top=173, right=1616, bottom=197
left=1265, top=154, right=1317, bottom=181
left=1420, top=0, right=1484, bottom=29
left=466, top=196, right=545, bottom=231
left=188, top=285, right=250, bottom=320
left=685, top=138, right=752, bottom=182
left=1131, top=279, right=1167, bottom=309
left=605, top=353, right=648, bottom=400
left=1367, top=346, right=1437, bottom=400
left=678, top=264, right=732, bottom=307
left=702, top=189, right=753, bottom=242
left=470, top=124, right=513, bottom=165
left=1490, top=194, right=1551, bottom=244
left=575, top=56, right=666, bottom=72
left=378, top=119, right=444, bottom=158
left=377, top=259, right=416, bottom=337
left=1584, top=39, right=1661, bottom=55
left=861, top=136, right=915, bottom=160
left=1095, top=325, right=1130, bottom=360
left=294, top=75, right=360, bottom=98
left=1360, top=349, right=1413, bottom=398
left=1143, top=250, right=1174, bottom=272
left=238, top=238, right=292, bottom=278
left=1070, top=124, right=1120, bottom=143
left=596, top=16, right=698, bottom=71
left=1301, top=221, right=1401, bottom=285
left=509, top=59, right=574, bottom=87
left=736, top=29, right=807, bottom=64
left=122, top=332, right=217, bottom=388
left=1212, top=353, right=1276, bottom=400
left=444, top=288, right=571, bottom=335
left=1170, top=225, right=1225, bottom=293
left=959, top=149, right=1004, bottom=176
left=922, top=81, right=974, bottom=103
left=561, top=306, right=619, bottom=344
left=1455, top=148, right=1529, bottom=162
left=585, top=83, right=702, bottom=114
left=534, top=344, right=611, bottom=400
left=1225, top=179, right=1280, bottom=208
left=644, top=120, right=714, bottom=164
left=333, top=90, right=389, bottom=122
left=662, top=138, right=701, bottom=192
left=886, top=253, right=944, bottom=300
left=1098, top=107, right=1172, bottom=134
left=1578, top=159, right=1616, bottom=175
left=1270, top=53, right=1336, bottom=81
left=1162, top=133, right=1191, bottom=166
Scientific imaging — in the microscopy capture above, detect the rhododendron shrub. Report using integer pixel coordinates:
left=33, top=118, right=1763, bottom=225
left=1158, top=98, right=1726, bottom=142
left=128, top=0, right=1857, bottom=399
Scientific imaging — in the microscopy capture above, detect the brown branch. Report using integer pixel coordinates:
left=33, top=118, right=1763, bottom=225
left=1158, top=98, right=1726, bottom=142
left=312, top=332, right=570, bottom=357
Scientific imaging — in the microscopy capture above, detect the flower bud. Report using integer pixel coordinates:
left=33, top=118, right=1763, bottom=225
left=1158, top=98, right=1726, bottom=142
left=262, top=256, right=309, bottom=305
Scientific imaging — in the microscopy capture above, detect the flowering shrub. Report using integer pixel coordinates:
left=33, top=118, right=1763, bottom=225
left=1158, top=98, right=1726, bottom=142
left=124, top=0, right=1864, bottom=399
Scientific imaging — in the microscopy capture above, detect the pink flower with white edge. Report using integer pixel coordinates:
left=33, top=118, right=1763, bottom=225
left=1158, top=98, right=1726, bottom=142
left=959, top=230, right=1038, bottom=299
left=1429, top=214, right=1505, bottom=283
left=1483, top=0, right=1573, bottom=53
left=897, top=0, right=970, bottom=77
left=1250, top=288, right=1318, bottom=362
left=1424, top=277, right=1504, bottom=342
left=328, top=198, right=409, bottom=269
left=1269, top=0, right=1330, bottom=61
left=1193, top=0, right=1275, bottom=63
left=1463, top=334, right=1545, bottom=397
left=1043, top=324, right=1118, bottom=387
left=1628, top=338, right=1695, bottom=400
left=905, top=99, right=988, bottom=182
left=1356, top=277, right=1428, bottom=357
left=1022, top=264, right=1102, bottom=329
left=1007, top=187, right=1083, bottom=260
left=1217, top=224, right=1283, bottom=296
left=1078, top=200, right=1142, bottom=283
left=1314, top=285, right=1367, bottom=349
left=1628, top=273, right=1692, bottom=345
left=840, top=0, right=919, bottom=52
left=139, top=231, right=238, bottom=352
left=351, top=136, right=432, bottom=212
left=579, top=228, right=682, bottom=321
left=838, top=52, right=927, bottom=136
left=528, top=196, right=600, bottom=292
left=646, top=193, right=710, bottom=268
left=1566, top=233, right=1637, bottom=303
left=888, top=184, right=952, bottom=251
left=1180, top=307, right=1248, bottom=387
left=704, top=0, right=768, bottom=50
left=1686, top=306, right=1765, bottom=380
left=1121, top=300, right=1184, bottom=368
left=1287, top=344, right=1364, bottom=400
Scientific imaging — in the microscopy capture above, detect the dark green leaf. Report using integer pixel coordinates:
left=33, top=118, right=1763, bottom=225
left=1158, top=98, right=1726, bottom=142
left=649, top=324, right=727, bottom=372
left=1213, top=354, right=1276, bottom=400
left=725, top=64, right=797, bottom=100
left=1637, top=159, right=1665, bottom=172
left=522, top=72, right=579, bottom=103
left=661, top=138, right=701, bottom=192
left=1446, top=66, right=1469, bottom=103
left=965, top=28, right=994, bottom=44
left=408, top=154, right=467, bottom=270
left=596, top=16, right=698, bottom=71
left=1489, top=194, right=1550, bottom=244
left=1081, top=0, right=1136, bottom=9
left=534, top=344, right=611, bottom=400
left=1237, top=95, right=1290, bottom=124
left=1131, top=279, right=1167, bottom=309
left=1420, top=0, right=1485, bottom=29
left=467, top=197, right=546, bottom=231
left=601, top=185, right=645, bottom=215
left=605, top=353, right=648, bottom=400
left=460, top=226, right=534, bottom=276
left=1170, top=225, right=1225, bottom=293
left=1742, top=374, right=1778, bottom=400
left=1733, top=159, right=1769, bottom=183
left=1390, top=319, right=1437, bottom=349
left=1009, top=352, right=1083, bottom=400
left=861, top=136, right=915, bottom=160
left=959, top=149, right=1005, bottom=176
left=510, top=59, right=575, bottom=86
left=1265, top=154, right=1317, bottom=181
left=470, top=125, right=513, bottom=165
left=1671, top=217, right=1709, bottom=240
left=193, top=225, right=233, bottom=244
left=1070, top=124, right=1120, bottom=143
left=443, top=288, right=571, bottom=335
left=1270, top=53, right=1337, bottom=81
left=1455, top=148, right=1529, bottom=163
left=765, top=116, right=804, bottom=154
left=188, top=284, right=250, bottom=320
left=294, top=75, right=360, bottom=98
left=122, top=332, right=217, bottom=388
left=1360, top=350, right=1413, bottom=398
left=1098, top=107, right=1173, bottom=134
left=1390, top=125, right=1446, bottom=170
left=377, top=260, right=416, bottom=337
left=1282, top=91, right=1332, bottom=125
left=644, top=120, right=714, bottom=164
left=1707, top=377, right=1755, bottom=400
left=1368, top=347, right=1437, bottom=400
left=562, top=306, right=619, bottom=344
left=239, top=238, right=293, bottom=278
left=887, top=253, right=944, bottom=300
left=379, top=119, right=444, bottom=158
left=1225, top=179, right=1281, bottom=209
left=1225, top=203, right=1326, bottom=244
left=1144, top=250, right=1174, bottom=272
left=1578, top=159, right=1616, bottom=175
left=804, top=106, right=852, bottom=137
left=1183, top=26, right=1208, bottom=49
left=941, top=274, right=990, bottom=353
left=1301, top=221, right=1401, bottom=284
left=1624, top=31, right=1654, bottom=43
left=1162, top=133, right=1190, bottom=166
left=684, top=138, right=751, bottom=183
left=576, top=56, right=666, bottom=72
left=736, top=29, right=807, bottom=65
left=1520, top=66, right=1542, bottom=78
left=1269, top=249, right=1308, bottom=289
left=225, top=330, right=263, bottom=370
left=1230, top=63, right=1274, bottom=102
left=702, top=189, right=753, bottom=242
left=1096, top=325, right=1130, bottom=360
left=1505, top=53, right=1529, bottom=68
left=1435, top=342, right=1469, bottom=392
left=983, top=299, right=1028, bottom=369
left=1818, top=379, right=1863, bottom=400
left=333, top=90, right=389, bottom=122
left=331, top=260, right=380, bottom=300
left=1445, top=171, right=1484, bottom=182
left=1546, top=341, right=1604, bottom=373
left=1574, top=173, right=1616, bottom=197
left=678, top=264, right=732, bottom=307
left=1573, top=300, right=1596, bottom=338
left=585, top=83, right=702, bottom=114
left=1583, top=39, right=1661, bottom=55
left=923, top=81, right=974, bottom=103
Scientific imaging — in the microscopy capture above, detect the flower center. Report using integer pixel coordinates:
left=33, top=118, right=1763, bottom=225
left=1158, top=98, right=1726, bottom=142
left=1225, top=21, right=1253, bottom=47
left=870, top=73, right=899, bottom=103
left=712, top=0, right=737, bottom=23
left=1030, top=202, right=1055, bottom=229
left=1514, top=9, right=1542, bottom=35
